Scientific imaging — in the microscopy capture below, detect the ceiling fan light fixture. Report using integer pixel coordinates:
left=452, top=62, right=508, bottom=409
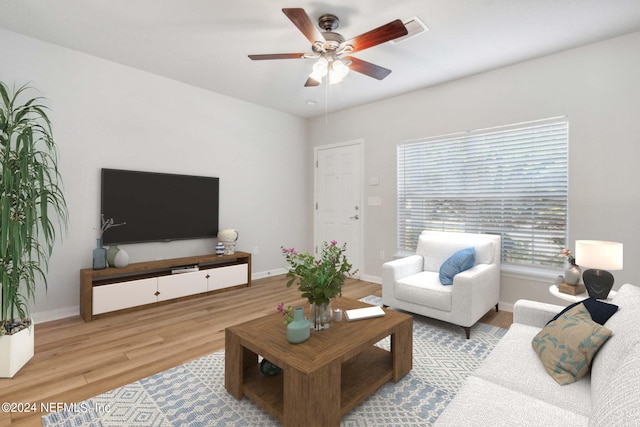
left=252, top=8, right=406, bottom=87
left=309, top=57, right=329, bottom=82
left=329, top=59, right=350, bottom=84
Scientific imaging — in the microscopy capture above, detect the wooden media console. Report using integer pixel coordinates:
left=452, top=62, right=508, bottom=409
left=80, top=251, right=251, bottom=321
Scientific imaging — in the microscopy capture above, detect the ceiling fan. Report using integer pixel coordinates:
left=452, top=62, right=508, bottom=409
left=248, top=8, right=408, bottom=87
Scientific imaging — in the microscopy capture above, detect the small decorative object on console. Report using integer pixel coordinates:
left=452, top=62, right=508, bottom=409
left=94, top=214, right=125, bottom=270
left=113, top=248, right=130, bottom=268
left=215, top=242, right=225, bottom=256
left=217, top=228, right=238, bottom=255
left=92, top=239, right=107, bottom=270
left=106, top=244, right=119, bottom=267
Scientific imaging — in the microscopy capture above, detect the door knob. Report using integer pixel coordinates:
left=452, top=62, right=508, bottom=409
left=349, top=214, right=359, bottom=220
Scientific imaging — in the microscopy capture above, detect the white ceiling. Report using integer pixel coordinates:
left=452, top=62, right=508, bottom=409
left=1, top=0, right=640, bottom=119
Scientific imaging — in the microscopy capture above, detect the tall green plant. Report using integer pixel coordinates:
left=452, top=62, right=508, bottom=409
left=0, top=82, right=68, bottom=335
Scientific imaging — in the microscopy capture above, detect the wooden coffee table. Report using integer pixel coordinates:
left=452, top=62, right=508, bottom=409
left=225, top=297, right=412, bottom=426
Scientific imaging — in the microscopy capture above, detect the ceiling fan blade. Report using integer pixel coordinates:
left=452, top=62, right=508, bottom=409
left=344, top=56, right=392, bottom=80
left=248, top=53, right=306, bottom=60
left=304, top=77, right=321, bottom=87
left=344, top=19, right=408, bottom=53
left=282, top=8, right=325, bottom=45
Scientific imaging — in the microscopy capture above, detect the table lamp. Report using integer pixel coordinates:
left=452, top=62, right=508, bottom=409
left=575, top=240, right=623, bottom=299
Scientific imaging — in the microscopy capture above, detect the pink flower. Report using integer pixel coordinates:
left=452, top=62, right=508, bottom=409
left=277, top=302, right=285, bottom=313
left=330, top=240, right=338, bottom=246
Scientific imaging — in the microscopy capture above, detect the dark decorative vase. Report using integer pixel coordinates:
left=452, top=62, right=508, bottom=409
left=564, top=264, right=581, bottom=285
left=287, top=307, right=311, bottom=344
left=92, top=238, right=107, bottom=270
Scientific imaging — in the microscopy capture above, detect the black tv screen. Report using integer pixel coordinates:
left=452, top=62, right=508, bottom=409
left=101, top=168, right=219, bottom=245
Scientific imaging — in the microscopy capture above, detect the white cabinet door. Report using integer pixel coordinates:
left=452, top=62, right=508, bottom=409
left=93, top=277, right=158, bottom=315
left=157, top=271, right=209, bottom=301
left=207, top=264, right=248, bottom=291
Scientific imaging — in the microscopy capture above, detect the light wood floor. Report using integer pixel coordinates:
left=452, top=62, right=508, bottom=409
left=0, top=276, right=512, bottom=426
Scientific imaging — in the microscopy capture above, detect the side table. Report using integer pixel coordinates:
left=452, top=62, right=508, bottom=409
left=548, top=285, right=617, bottom=304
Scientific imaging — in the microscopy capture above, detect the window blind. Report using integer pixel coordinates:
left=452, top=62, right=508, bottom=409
left=397, top=119, right=568, bottom=268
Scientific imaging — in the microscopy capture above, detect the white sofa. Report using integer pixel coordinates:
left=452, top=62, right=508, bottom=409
left=435, top=283, right=640, bottom=426
left=382, top=231, right=501, bottom=338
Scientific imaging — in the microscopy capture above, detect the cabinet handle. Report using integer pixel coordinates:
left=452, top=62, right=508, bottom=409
left=205, top=274, right=210, bottom=279
left=154, top=291, right=160, bottom=296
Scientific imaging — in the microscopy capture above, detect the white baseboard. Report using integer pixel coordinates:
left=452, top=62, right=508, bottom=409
left=32, top=306, right=79, bottom=324
left=252, top=268, right=287, bottom=280
left=498, top=302, right=514, bottom=313
left=359, top=274, right=382, bottom=284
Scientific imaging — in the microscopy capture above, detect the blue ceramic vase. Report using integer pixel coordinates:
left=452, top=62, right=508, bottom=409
left=287, top=307, right=311, bottom=344
left=93, top=238, right=107, bottom=270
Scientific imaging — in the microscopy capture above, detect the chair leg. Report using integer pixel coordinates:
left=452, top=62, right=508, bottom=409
left=495, top=303, right=499, bottom=312
left=462, top=326, right=471, bottom=339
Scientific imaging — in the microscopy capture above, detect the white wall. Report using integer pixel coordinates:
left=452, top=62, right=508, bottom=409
left=0, top=28, right=311, bottom=321
left=3, top=27, right=639, bottom=321
left=308, top=31, right=640, bottom=308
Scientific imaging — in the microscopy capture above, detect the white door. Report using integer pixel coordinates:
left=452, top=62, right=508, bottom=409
left=314, top=141, right=362, bottom=277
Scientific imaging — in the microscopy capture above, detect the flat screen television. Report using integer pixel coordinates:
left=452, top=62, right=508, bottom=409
left=101, top=168, right=219, bottom=245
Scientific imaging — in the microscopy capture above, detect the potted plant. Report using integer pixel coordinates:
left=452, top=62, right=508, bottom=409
left=281, top=240, right=357, bottom=331
left=0, top=82, right=68, bottom=377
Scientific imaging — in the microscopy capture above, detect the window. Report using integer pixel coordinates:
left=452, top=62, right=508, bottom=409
left=397, top=118, right=568, bottom=268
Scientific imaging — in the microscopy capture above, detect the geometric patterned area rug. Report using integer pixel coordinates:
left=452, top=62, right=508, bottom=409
left=42, top=296, right=506, bottom=426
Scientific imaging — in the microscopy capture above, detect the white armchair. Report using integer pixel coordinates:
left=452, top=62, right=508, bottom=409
left=382, top=231, right=501, bottom=339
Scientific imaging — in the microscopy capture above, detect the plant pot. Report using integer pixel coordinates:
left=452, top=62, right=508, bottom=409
left=0, top=324, right=34, bottom=378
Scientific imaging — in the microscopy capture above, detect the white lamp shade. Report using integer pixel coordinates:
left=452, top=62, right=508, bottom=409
left=309, top=57, right=328, bottom=82
left=575, top=240, right=623, bottom=270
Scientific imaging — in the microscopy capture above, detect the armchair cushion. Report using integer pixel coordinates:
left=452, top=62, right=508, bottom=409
left=396, top=271, right=453, bottom=311
left=419, top=234, right=495, bottom=272
left=439, top=247, right=476, bottom=285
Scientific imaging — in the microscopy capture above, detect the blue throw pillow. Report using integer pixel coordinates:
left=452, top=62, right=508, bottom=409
left=439, top=247, right=476, bottom=285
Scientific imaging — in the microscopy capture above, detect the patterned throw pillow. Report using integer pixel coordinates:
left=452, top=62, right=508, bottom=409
left=438, top=247, right=475, bottom=285
left=532, top=303, right=612, bottom=385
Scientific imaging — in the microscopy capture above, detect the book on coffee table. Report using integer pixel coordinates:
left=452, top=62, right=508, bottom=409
left=345, top=306, right=385, bottom=321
